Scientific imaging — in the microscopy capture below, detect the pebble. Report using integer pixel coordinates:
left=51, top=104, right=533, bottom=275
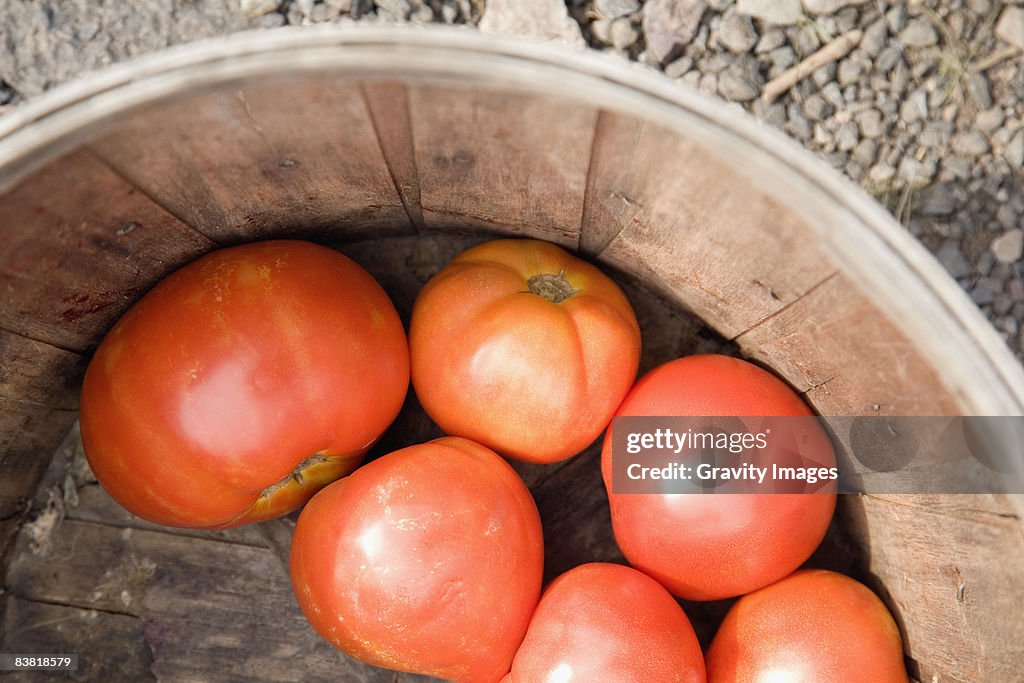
left=851, top=138, right=878, bottom=167
left=995, top=6, right=1024, bottom=51
left=756, top=29, right=787, bottom=53
left=375, top=0, right=411, bottom=19
left=951, top=130, right=991, bottom=157
left=718, top=56, right=763, bottom=102
left=241, top=0, right=281, bottom=17
left=975, top=108, right=1005, bottom=134
left=610, top=17, right=640, bottom=49
left=787, top=109, right=814, bottom=140
left=868, top=162, right=896, bottom=183
left=801, top=0, right=868, bottom=16
left=899, top=18, right=938, bottom=48
left=643, top=0, right=707, bottom=64
left=966, top=72, right=992, bottom=110
left=875, top=46, right=902, bottom=73
left=836, top=121, right=859, bottom=151
left=859, top=18, right=888, bottom=57
left=837, top=56, right=865, bottom=86
left=972, top=277, right=1003, bottom=305
left=856, top=108, right=883, bottom=138
left=885, top=5, right=906, bottom=33
left=664, top=56, right=694, bottom=78
left=992, top=230, right=1024, bottom=264
left=900, top=89, right=928, bottom=123
left=803, top=94, right=833, bottom=122
left=1005, top=131, right=1024, bottom=168
left=821, top=82, right=845, bottom=108
left=937, top=240, right=972, bottom=279
left=737, top=0, right=803, bottom=26
left=595, top=0, right=641, bottom=20
left=718, top=10, right=758, bottom=53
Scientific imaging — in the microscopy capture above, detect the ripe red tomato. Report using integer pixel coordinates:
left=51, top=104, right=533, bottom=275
left=79, top=240, right=409, bottom=528
left=509, top=563, right=706, bottom=683
left=601, top=354, right=836, bottom=600
left=289, top=436, right=544, bottom=683
left=706, top=569, right=909, bottom=682
left=409, top=239, right=641, bottom=464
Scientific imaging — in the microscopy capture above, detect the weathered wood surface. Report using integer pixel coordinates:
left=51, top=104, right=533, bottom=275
left=590, top=112, right=834, bottom=340
left=0, top=148, right=213, bottom=352
left=361, top=82, right=425, bottom=229
left=409, top=85, right=596, bottom=246
left=839, top=493, right=1024, bottom=683
left=91, top=78, right=412, bottom=245
left=736, top=272, right=962, bottom=417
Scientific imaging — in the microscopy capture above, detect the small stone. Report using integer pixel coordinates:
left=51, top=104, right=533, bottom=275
left=812, top=63, right=837, bottom=87
left=869, top=163, right=895, bottom=183
left=900, top=18, right=938, bottom=48
left=951, top=130, right=990, bottom=156
left=936, top=240, right=971, bottom=278
left=899, top=89, right=928, bottom=123
left=787, top=24, right=820, bottom=56
left=1010, top=278, right=1024, bottom=301
left=971, top=277, right=1002, bottom=305
left=1005, top=131, right=1024, bottom=168
left=294, top=0, right=314, bottom=15
left=852, top=138, right=878, bottom=167
left=752, top=99, right=788, bottom=127
left=968, top=0, right=991, bottom=14
left=480, top=0, right=586, bottom=48
left=821, top=82, right=844, bottom=108
left=856, top=108, right=884, bottom=138
left=801, top=0, right=868, bottom=15
left=897, top=156, right=921, bottom=183
left=920, top=120, right=954, bottom=148
left=591, top=18, right=613, bottom=43
left=837, top=56, right=865, bottom=86
left=76, top=21, right=100, bottom=41
left=441, top=3, right=458, bottom=22
left=995, top=6, right=1024, bottom=51
left=664, top=56, right=694, bottom=78
left=241, top=0, right=281, bottom=17
left=375, top=0, right=410, bottom=18
left=768, top=46, right=797, bottom=73
left=966, top=72, right=993, bottom=110
left=610, top=17, right=640, bottom=49
left=860, top=18, right=888, bottom=56
left=259, top=11, right=286, bottom=27
left=737, top=0, right=803, bottom=26
left=643, top=0, right=707, bottom=64
left=756, top=29, right=787, bottom=53
left=326, top=0, right=351, bottom=9
left=595, top=0, right=641, bottom=20
left=975, top=108, right=1005, bottom=134
left=885, top=5, right=906, bottom=33
left=875, top=45, right=902, bottom=73
left=803, top=94, right=833, bottom=121
left=997, top=204, right=1018, bottom=230
left=718, top=56, right=764, bottom=102
left=699, top=72, right=719, bottom=94
left=718, top=9, right=759, bottom=53
left=919, top=185, right=957, bottom=217
left=992, top=230, right=1024, bottom=264
left=787, top=108, right=813, bottom=140
left=836, top=121, right=859, bottom=151
left=813, top=123, right=834, bottom=148
left=941, top=156, right=973, bottom=181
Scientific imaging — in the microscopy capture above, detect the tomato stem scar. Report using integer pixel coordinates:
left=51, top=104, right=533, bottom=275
left=526, top=271, right=577, bottom=304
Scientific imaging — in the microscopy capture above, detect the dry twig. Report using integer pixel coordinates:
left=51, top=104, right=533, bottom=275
left=761, top=29, right=863, bottom=104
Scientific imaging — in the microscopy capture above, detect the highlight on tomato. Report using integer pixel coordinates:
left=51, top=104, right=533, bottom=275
left=508, top=562, right=706, bottom=683
left=706, top=569, right=909, bottom=682
left=80, top=240, right=409, bottom=528
left=289, top=436, right=544, bottom=683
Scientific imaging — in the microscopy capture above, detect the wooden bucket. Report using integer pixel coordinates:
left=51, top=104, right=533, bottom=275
left=1, top=27, right=1021, bottom=682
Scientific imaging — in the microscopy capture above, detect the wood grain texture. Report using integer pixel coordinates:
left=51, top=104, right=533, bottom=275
left=4, top=518, right=438, bottom=682
left=839, top=493, right=1024, bottom=683
left=91, top=77, right=412, bottom=244
left=0, top=329, right=85, bottom=409
left=0, top=148, right=214, bottom=352
left=362, top=81, right=424, bottom=229
left=410, top=84, right=596, bottom=246
left=0, top=400, right=76, bottom=522
left=1, top=597, right=154, bottom=682
left=736, top=272, right=962, bottom=416
left=591, top=112, right=834, bottom=339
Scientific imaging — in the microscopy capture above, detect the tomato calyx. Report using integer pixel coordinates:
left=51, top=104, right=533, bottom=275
left=526, top=271, right=577, bottom=303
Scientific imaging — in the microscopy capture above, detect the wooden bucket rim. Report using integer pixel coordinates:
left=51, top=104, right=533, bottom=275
left=0, top=24, right=1021, bottom=417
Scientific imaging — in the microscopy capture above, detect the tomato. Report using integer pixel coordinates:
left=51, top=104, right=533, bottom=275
left=601, top=354, right=836, bottom=600
left=289, top=436, right=544, bottom=683
left=509, top=563, right=706, bottom=683
left=409, top=239, right=641, bottom=464
left=79, top=240, right=409, bottom=528
left=706, top=569, right=909, bottom=682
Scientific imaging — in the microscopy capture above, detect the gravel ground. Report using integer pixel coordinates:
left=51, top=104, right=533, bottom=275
left=0, top=0, right=1021, bottom=362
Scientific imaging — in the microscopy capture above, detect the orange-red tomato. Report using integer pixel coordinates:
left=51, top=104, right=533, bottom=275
left=706, top=569, right=909, bottom=682
left=289, top=437, right=544, bottom=683
left=509, top=563, right=706, bottom=683
left=601, top=354, right=836, bottom=600
left=79, top=240, right=409, bottom=528
left=409, top=239, right=641, bottom=464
